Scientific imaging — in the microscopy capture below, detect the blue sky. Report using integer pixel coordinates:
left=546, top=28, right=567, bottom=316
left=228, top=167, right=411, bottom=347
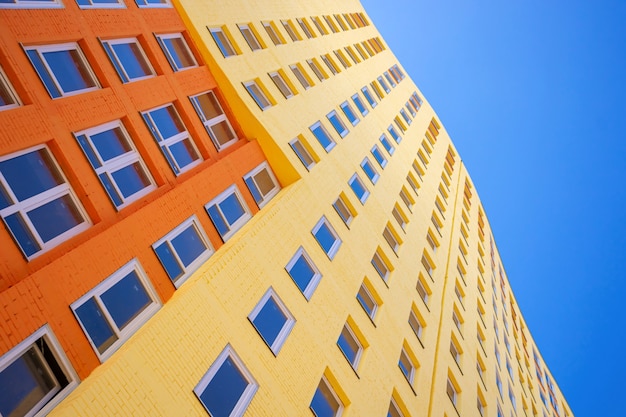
left=361, top=1, right=626, bottom=416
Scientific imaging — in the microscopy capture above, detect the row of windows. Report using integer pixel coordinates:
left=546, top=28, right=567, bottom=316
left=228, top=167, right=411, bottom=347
left=0, top=34, right=197, bottom=108
left=0, top=0, right=169, bottom=9
left=241, top=38, right=389, bottom=111
left=0, top=87, right=243, bottom=259
left=208, top=12, right=370, bottom=57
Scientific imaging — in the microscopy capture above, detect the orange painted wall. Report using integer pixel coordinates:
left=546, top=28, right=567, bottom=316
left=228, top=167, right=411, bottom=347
left=0, top=3, right=268, bottom=379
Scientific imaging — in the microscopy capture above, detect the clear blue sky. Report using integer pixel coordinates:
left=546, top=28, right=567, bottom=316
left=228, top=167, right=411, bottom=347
left=361, top=1, right=626, bottom=416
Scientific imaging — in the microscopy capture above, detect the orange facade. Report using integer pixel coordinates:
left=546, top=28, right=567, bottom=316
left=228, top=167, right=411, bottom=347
left=0, top=1, right=271, bottom=380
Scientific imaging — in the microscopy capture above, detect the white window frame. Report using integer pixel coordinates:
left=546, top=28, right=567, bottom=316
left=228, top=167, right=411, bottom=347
left=25, top=42, right=100, bottom=98
left=388, top=398, right=405, bottom=417
left=269, top=71, right=295, bottom=99
left=384, top=71, right=397, bottom=87
left=205, top=185, right=252, bottom=241
left=0, top=66, right=20, bottom=110
left=74, top=120, right=155, bottom=209
left=0, top=144, right=91, bottom=259
left=360, top=157, right=380, bottom=184
left=416, top=278, right=429, bottom=306
left=348, top=173, right=369, bottom=204
left=399, top=347, right=416, bottom=384
left=337, top=323, right=363, bottom=370
left=152, top=215, right=214, bottom=287
left=351, top=93, right=368, bottom=116
left=289, top=64, right=311, bottom=90
left=238, top=23, right=263, bottom=51
left=387, top=125, right=401, bottom=143
left=0, top=325, right=79, bottom=417
left=102, top=37, right=155, bottom=83
left=243, top=80, right=272, bottom=110
left=71, top=260, right=161, bottom=361
left=447, top=379, right=458, bottom=405
left=285, top=246, right=322, bottom=300
left=248, top=287, right=295, bottom=355
left=134, top=0, right=171, bottom=7
left=326, top=110, right=348, bottom=137
left=156, top=33, right=198, bottom=72
left=310, top=376, right=343, bottom=417
left=312, top=216, right=342, bottom=260
left=361, top=86, right=377, bottom=108
left=380, top=133, right=395, bottom=155
left=377, top=76, right=390, bottom=93
left=190, top=90, right=238, bottom=151
left=309, top=121, right=336, bottom=152
left=142, top=103, right=203, bottom=175
left=400, top=108, right=412, bottom=125
left=209, top=27, right=237, bottom=57
left=321, top=54, right=338, bottom=75
left=243, top=162, right=280, bottom=208
left=194, top=345, right=258, bottom=417
left=339, top=101, right=359, bottom=126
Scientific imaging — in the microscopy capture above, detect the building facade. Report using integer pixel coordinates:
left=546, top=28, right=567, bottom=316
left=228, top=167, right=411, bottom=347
left=0, top=1, right=573, bottom=417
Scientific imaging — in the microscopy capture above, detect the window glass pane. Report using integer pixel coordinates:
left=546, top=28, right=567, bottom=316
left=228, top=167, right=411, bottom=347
left=110, top=42, right=152, bottom=80
left=0, top=149, right=63, bottom=201
left=74, top=297, right=118, bottom=353
left=4, top=213, right=40, bottom=256
left=154, top=242, right=184, bottom=280
left=220, top=193, right=246, bottom=225
left=287, top=253, right=315, bottom=293
left=110, top=163, right=151, bottom=198
left=311, top=380, right=340, bottom=417
left=27, top=195, right=83, bottom=243
left=198, top=357, right=249, bottom=417
left=357, top=285, right=375, bottom=316
left=310, top=123, right=334, bottom=150
left=100, top=270, right=151, bottom=330
left=90, top=126, right=131, bottom=161
left=193, top=91, right=222, bottom=120
left=159, top=36, right=196, bottom=70
left=149, top=106, right=185, bottom=140
left=44, top=49, right=97, bottom=93
left=171, top=225, right=207, bottom=267
left=168, top=138, right=200, bottom=168
left=314, top=223, right=337, bottom=255
left=252, top=296, right=287, bottom=348
left=207, top=205, right=229, bottom=236
left=337, top=327, right=359, bottom=365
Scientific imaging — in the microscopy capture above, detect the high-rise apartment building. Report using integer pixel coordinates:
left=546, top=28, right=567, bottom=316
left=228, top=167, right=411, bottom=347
left=0, top=1, right=573, bottom=417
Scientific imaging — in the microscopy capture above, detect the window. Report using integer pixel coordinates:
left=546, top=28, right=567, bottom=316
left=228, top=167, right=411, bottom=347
left=496, top=372, right=503, bottom=396
left=371, top=145, right=387, bottom=168
left=406, top=102, right=416, bottom=117
left=409, top=306, right=425, bottom=340
left=377, top=76, right=390, bottom=93
left=392, top=205, right=407, bottom=230
left=307, top=59, right=327, bottom=82
left=310, top=16, right=329, bottom=36
left=407, top=173, right=420, bottom=194
left=383, top=223, right=401, bottom=253
left=244, top=162, right=280, bottom=208
left=357, top=279, right=379, bottom=320
left=194, top=345, right=258, bottom=417
left=281, top=20, right=300, bottom=41
left=387, top=125, right=401, bottom=143
left=286, top=247, right=322, bottom=299
left=134, top=0, right=170, bottom=7
left=371, top=249, right=391, bottom=282
left=290, top=64, right=312, bottom=90
left=447, top=378, right=459, bottom=405
left=75, top=120, right=155, bottom=209
left=360, top=157, right=380, bottom=185
left=249, top=288, right=295, bottom=354
left=142, top=103, right=202, bottom=174
left=1, top=0, right=62, bottom=7
left=333, top=193, right=355, bottom=227
left=321, top=54, right=339, bottom=75
left=25, top=43, right=99, bottom=98
left=416, top=277, right=430, bottom=306
left=398, top=346, right=417, bottom=384
left=297, top=18, right=315, bottom=39
left=340, top=101, right=359, bottom=126
left=360, top=86, right=377, bottom=107
left=243, top=80, right=272, bottom=110
left=452, top=310, right=463, bottom=334
left=351, top=93, right=368, bottom=116
left=310, top=121, right=336, bottom=152
left=0, top=66, right=20, bottom=110
left=326, top=110, right=348, bottom=137
left=334, top=50, right=350, bottom=69
left=310, top=376, right=343, bottom=417
left=384, top=72, right=397, bottom=88
left=263, top=21, right=284, bottom=45
left=388, top=398, right=405, bottom=417
left=71, top=260, right=160, bottom=360
left=344, top=46, right=360, bottom=64
left=379, top=133, right=395, bottom=155
left=348, top=173, right=369, bottom=204
left=400, top=108, right=412, bottom=125
left=205, top=185, right=252, bottom=241
left=190, top=90, right=238, bottom=151
left=289, top=136, right=316, bottom=170
left=400, top=188, right=414, bottom=211
left=323, top=15, right=339, bottom=33
left=312, top=216, right=341, bottom=259
left=153, top=215, right=213, bottom=287
left=210, top=27, right=238, bottom=57
left=0, top=145, right=90, bottom=258
left=238, top=23, right=263, bottom=51
left=269, top=71, right=295, bottom=99
left=337, top=323, right=363, bottom=369
left=102, top=38, right=154, bottom=83
left=450, top=339, right=461, bottom=365
left=156, top=33, right=197, bottom=71
left=0, top=326, right=78, bottom=417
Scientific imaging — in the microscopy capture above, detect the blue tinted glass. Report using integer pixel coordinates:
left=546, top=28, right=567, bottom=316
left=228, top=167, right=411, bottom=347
left=100, top=271, right=151, bottom=330
left=352, top=96, right=367, bottom=116
left=207, top=205, right=229, bottom=237
left=310, top=385, right=336, bottom=417
left=314, top=222, right=338, bottom=255
left=372, top=149, right=386, bottom=166
left=349, top=177, right=367, bottom=201
left=102, top=42, right=127, bottom=82
left=211, top=33, right=230, bottom=57
left=362, top=88, right=376, bottom=107
left=244, top=177, right=262, bottom=205
left=75, top=297, right=118, bottom=353
left=287, top=254, right=315, bottom=293
left=328, top=115, right=346, bottom=136
left=0, top=348, right=54, bottom=417
left=111, top=162, right=150, bottom=199
left=27, top=50, right=61, bottom=98
left=380, top=136, right=394, bottom=154
left=161, top=38, right=193, bottom=70
left=76, top=134, right=101, bottom=168
left=171, top=225, right=207, bottom=267
left=168, top=139, right=198, bottom=170
left=388, top=127, right=401, bottom=142
left=399, top=359, right=410, bottom=378
left=253, top=296, right=288, bottom=349
left=311, top=125, right=333, bottom=150
left=155, top=242, right=184, bottom=281
left=199, top=356, right=249, bottom=417
left=220, top=193, right=245, bottom=226
left=356, top=293, right=373, bottom=316
left=149, top=106, right=185, bottom=140
left=4, top=213, right=40, bottom=256
left=111, top=42, right=152, bottom=81
left=337, top=332, right=357, bottom=363
left=0, top=149, right=63, bottom=202
left=27, top=195, right=83, bottom=242
left=362, top=162, right=377, bottom=182
left=341, top=104, right=358, bottom=124
left=99, top=173, right=123, bottom=207
left=43, top=49, right=95, bottom=93
left=0, top=183, right=11, bottom=210
left=91, top=127, right=130, bottom=162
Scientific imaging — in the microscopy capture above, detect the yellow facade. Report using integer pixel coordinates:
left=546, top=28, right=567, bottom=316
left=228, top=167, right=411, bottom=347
left=46, top=1, right=573, bottom=417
